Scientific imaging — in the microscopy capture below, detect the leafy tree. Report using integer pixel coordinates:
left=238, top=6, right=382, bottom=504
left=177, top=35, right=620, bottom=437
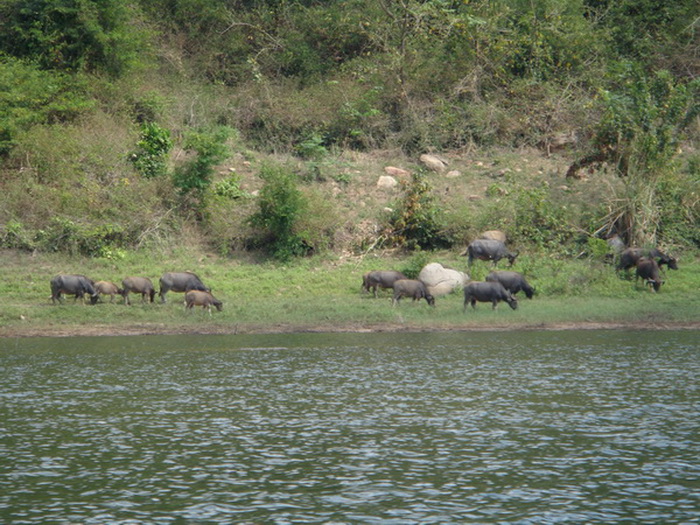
left=0, top=0, right=144, bottom=75
left=0, top=56, right=91, bottom=155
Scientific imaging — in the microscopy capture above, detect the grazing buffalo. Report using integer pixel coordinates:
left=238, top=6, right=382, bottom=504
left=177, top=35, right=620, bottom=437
left=50, top=274, right=98, bottom=305
left=94, top=281, right=123, bottom=303
left=463, top=281, right=518, bottom=311
left=159, top=272, right=209, bottom=303
left=392, top=279, right=435, bottom=307
left=121, top=276, right=156, bottom=305
left=486, top=271, right=534, bottom=299
left=362, top=270, right=408, bottom=297
left=617, top=247, right=678, bottom=272
left=462, top=239, right=519, bottom=267
left=185, top=290, right=223, bottom=315
left=636, top=257, right=663, bottom=292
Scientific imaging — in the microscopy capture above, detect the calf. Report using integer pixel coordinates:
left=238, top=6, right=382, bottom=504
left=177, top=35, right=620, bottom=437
left=94, top=281, right=123, bottom=303
left=50, top=274, right=98, bottom=305
left=463, top=281, right=518, bottom=311
left=635, top=257, right=663, bottom=292
left=362, top=270, right=408, bottom=297
left=392, top=279, right=435, bottom=307
left=185, top=290, right=223, bottom=315
left=486, top=271, right=534, bottom=299
left=462, top=239, right=518, bottom=267
left=121, top=276, right=156, bottom=305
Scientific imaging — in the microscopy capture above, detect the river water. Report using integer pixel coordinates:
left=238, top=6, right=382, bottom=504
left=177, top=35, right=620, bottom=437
left=1, top=330, right=698, bottom=524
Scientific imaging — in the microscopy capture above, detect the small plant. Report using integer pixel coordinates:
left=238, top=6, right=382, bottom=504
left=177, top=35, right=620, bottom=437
left=213, top=174, right=250, bottom=200
left=295, top=132, right=328, bottom=161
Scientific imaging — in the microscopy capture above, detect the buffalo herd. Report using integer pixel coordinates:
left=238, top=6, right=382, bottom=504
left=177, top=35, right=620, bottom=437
left=361, top=232, right=680, bottom=313
left=49, top=271, right=222, bottom=314
left=49, top=232, right=679, bottom=316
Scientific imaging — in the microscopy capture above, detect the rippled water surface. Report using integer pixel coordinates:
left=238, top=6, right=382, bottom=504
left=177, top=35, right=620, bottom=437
left=1, top=330, right=699, bottom=523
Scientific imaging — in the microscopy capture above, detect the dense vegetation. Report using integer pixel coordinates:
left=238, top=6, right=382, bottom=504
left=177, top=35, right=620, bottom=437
left=1, top=0, right=698, bottom=262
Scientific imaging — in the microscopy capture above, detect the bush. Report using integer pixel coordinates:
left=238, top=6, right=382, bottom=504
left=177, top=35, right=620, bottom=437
left=387, top=171, right=453, bottom=251
left=247, top=164, right=311, bottom=261
left=131, top=122, right=172, bottom=178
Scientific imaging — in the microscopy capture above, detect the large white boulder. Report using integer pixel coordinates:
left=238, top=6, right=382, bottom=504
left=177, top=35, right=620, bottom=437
left=418, top=262, right=469, bottom=297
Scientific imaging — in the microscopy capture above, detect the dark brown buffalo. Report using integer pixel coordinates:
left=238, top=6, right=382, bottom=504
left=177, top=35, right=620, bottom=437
left=50, top=274, right=98, bottom=305
left=392, top=279, right=435, bottom=307
left=617, top=247, right=678, bottom=272
left=486, top=271, right=534, bottom=299
left=362, top=270, right=408, bottom=297
left=185, top=290, right=223, bottom=315
left=635, top=257, right=663, bottom=292
left=159, top=272, right=209, bottom=303
left=461, top=239, right=519, bottom=268
left=121, top=276, right=156, bottom=305
left=463, top=281, right=518, bottom=311
left=94, top=281, right=123, bottom=303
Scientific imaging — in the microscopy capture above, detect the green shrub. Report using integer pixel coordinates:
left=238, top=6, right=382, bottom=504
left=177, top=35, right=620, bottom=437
left=172, top=126, right=232, bottom=215
left=387, top=171, right=453, bottom=251
left=247, top=164, right=311, bottom=261
left=0, top=220, right=36, bottom=252
left=131, top=122, right=172, bottom=178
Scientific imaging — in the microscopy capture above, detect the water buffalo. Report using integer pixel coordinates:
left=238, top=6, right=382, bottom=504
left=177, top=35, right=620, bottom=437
left=94, top=281, right=123, bottom=303
left=185, top=290, right=223, bottom=315
left=463, top=281, right=518, bottom=311
left=159, top=272, right=209, bottom=303
left=392, top=279, right=435, bottom=307
left=121, top=276, right=156, bottom=305
left=486, top=271, right=534, bottom=299
left=50, top=274, right=98, bottom=305
left=636, top=257, right=663, bottom=292
left=362, top=270, right=408, bottom=297
left=461, top=239, right=519, bottom=267
left=617, top=247, right=678, bottom=272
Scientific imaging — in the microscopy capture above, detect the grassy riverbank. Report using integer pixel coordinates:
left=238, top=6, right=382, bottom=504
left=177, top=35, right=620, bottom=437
left=1, top=248, right=698, bottom=338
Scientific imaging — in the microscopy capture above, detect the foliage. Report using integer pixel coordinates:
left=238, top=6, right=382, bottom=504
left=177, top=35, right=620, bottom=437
left=131, top=122, right=173, bottom=178
left=247, top=164, right=311, bottom=261
left=594, top=65, right=699, bottom=177
left=512, top=185, right=574, bottom=251
left=589, top=66, right=700, bottom=244
left=387, top=171, right=453, bottom=251
left=0, top=0, right=145, bottom=76
left=172, top=126, right=232, bottom=211
left=0, top=57, right=92, bottom=155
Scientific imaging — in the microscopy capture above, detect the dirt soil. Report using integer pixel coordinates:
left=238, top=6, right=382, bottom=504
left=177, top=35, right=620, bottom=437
left=2, top=321, right=699, bottom=338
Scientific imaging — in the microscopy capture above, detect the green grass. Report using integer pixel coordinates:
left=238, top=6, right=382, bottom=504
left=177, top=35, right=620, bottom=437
left=1, top=248, right=698, bottom=337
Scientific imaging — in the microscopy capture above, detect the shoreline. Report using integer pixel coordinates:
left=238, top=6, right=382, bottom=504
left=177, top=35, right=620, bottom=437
left=3, top=320, right=699, bottom=338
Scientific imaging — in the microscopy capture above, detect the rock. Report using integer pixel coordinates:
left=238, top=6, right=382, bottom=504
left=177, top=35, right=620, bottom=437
left=419, top=154, right=448, bottom=172
left=479, top=230, right=507, bottom=243
left=384, top=166, right=410, bottom=177
left=418, top=262, right=469, bottom=297
left=445, top=170, right=461, bottom=178
left=377, top=175, right=398, bottom=189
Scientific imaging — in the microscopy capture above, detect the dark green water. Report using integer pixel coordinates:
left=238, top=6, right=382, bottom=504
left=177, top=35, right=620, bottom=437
left=1, top=330, right=698, bottom=524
